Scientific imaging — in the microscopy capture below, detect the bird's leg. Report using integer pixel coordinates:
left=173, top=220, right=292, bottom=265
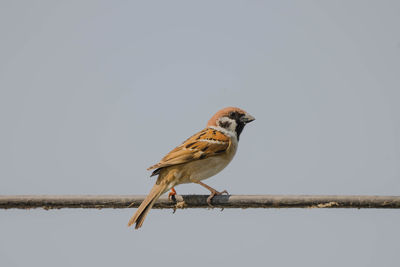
left=194, top=181, right=229, bottom=207
left=168, top=187, right=177, bottom=201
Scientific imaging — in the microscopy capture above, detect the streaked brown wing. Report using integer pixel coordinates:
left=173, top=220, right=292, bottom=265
left=147, top=128, right=230, bottom=174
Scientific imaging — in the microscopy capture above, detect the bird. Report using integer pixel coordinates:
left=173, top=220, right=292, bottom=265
left=127, top=107, right=255, bottom=229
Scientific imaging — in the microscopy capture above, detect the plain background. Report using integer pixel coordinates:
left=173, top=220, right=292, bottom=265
left=1, top=1, right=399, bottom=266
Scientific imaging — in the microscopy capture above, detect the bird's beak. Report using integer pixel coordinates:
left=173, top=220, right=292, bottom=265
left=241, top=113, right=255, bottom=124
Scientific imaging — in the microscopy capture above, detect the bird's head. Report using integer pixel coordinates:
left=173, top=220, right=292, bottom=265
left=207, top=107, right=255, bottom=140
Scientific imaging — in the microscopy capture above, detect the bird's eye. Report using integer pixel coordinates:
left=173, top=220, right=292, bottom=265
left=228, top=111, right=236, bottom=118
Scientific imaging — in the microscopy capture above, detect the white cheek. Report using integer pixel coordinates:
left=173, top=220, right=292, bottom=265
left=228, top=121, right=237, bottom=132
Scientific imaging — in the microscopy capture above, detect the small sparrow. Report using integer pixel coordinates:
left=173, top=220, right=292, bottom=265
left=128, top=107, right=255, bottom=229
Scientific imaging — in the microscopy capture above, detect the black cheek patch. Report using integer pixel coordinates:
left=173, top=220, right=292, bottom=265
left=219, top=121, right=231, bottom=128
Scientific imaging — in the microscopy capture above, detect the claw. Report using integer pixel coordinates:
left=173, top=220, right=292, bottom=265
left=172, top=200, right=186, bottom=214
left=193, top=180, right=229, bottom=208
left=206, top=189, right=229, bottom=208
left=220, top=190, right=229, bottom=195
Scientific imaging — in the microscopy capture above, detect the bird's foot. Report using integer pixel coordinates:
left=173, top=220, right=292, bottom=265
left=207, top=189, right=229, bottom=208
left=173, top=200, right=186, bottom=213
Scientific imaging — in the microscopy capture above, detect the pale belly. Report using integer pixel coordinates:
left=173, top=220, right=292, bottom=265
left=173, top=149, right=237, bottom=185
left=185, top=156, right=231, bottom=182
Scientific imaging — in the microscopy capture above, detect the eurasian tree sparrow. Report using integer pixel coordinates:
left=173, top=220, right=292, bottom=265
left=128, top=107, right=255, bottom=229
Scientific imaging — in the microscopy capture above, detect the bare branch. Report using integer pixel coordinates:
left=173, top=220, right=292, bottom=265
left=1, top=195, right=400, bottom=210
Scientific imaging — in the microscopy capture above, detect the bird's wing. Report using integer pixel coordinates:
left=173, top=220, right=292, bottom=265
left=147, top=128, right=230, bottom=174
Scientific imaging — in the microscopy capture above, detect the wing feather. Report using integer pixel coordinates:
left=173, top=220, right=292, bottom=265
left=147, top=128, right=230, bottom=174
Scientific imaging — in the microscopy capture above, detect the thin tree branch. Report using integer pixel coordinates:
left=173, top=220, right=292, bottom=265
left=1, top=195, right=400, bottom=210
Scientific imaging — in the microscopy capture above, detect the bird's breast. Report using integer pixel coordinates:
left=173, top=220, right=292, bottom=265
left=176, top=141, right=237, bottom=184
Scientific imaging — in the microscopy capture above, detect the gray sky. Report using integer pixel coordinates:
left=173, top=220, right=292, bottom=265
left=1, top=1, right=399, bottom=266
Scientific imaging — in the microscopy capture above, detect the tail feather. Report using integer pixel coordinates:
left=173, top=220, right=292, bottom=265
left=127, top=183, right=169, bottom=229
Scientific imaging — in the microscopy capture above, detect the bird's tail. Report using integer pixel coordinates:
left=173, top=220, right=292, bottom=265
left=127, top=182, right=169, bottom=229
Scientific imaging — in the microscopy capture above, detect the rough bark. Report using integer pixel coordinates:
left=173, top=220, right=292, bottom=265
left=1, top=195, right=400, bottom=210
